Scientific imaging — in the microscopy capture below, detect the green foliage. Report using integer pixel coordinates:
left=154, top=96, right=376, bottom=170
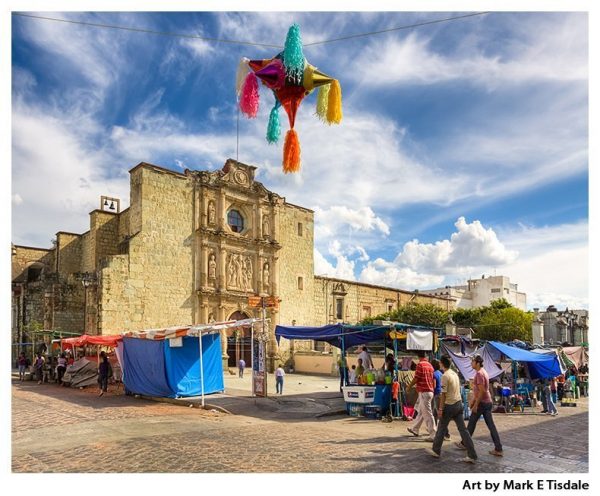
left=362, top=302, right=449, bottom=328
left=361, top=297, right=533, bottom=342
left=25, top=320, right=43, bottom=332
left=474, top=307, right=533, bottom=342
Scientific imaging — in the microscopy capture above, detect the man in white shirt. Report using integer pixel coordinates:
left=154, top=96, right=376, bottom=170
left=358, top=346, right=374, bottom=369
left=275, top=365, right=285, bottom=394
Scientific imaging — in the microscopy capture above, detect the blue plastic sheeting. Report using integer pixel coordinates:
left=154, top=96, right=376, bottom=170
left=488, top=341, right=562, bottom=379
left=275, top=323, right=433, bottom=349
left=164, top=334, right=224, bottom=397
left=122, top=337, right=174, bottom=397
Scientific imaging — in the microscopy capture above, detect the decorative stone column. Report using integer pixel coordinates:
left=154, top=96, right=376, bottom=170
left=218, top=248, right=227, bottom=291
left=200, top=244, right=208, bottom=288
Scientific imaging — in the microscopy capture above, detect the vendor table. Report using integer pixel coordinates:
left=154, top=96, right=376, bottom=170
left=343, top=384, right=391, bottom=416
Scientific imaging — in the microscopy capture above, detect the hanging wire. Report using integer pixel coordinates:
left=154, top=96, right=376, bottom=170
left=13, top=11, right=490, bottom=49
left=12, top=12, right=283, bottom=48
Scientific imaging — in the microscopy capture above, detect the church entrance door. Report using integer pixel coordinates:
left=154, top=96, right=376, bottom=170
left=226, top=311, right=252, bottom=368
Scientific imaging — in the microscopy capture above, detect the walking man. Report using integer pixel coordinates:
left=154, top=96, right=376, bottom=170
left=544, top=379, right=558, bottom=416
left=337, top=354, right=349, bottom=392
left=407, top=350, right=436, bottom=441
left=457, top=355, right=503, bottom=456
left=17, top=352, right=29, bottom=381
left=275, top=364, right=285, bottom=394
left=432, top=359, right=450, bottom=440
left=358, top=346, right=374, bottom=370
left=97, top=351, right=113, bottom=397
left=238, top=358, right=246, bottom=378
left=426, top=356, right=477, bottom=463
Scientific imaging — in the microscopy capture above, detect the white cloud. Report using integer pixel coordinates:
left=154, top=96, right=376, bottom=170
left=314, top=248, right=356, bottom=280
left=396, top=217, right=518, bottom=274
left=315, top=205, right=390, bottom=237
left=360, top=258, right=444, bottom=290
left=12, top=102, right=129, bottom=246
left=352, top=14, right=587, bottom=88
left=498, top=221, right=588, bottom=309
left=12, top=194, right=23, bottom=206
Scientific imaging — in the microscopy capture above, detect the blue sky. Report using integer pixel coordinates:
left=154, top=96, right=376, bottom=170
left=11, top=11, right=589, bottom=310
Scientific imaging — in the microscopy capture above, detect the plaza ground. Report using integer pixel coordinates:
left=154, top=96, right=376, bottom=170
left=11, top=372, right=588, bottom=473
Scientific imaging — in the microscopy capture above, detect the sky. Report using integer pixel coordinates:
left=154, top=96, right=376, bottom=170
left=10, top=10, right=589, bottom=310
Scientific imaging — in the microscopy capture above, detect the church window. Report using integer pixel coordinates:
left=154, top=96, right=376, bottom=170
left=227, top=209, right=244, bottom=233
left=297, top=222, right=303, bottom=236
left=297, top=276, right=304, bottom=290
left=335, top=298, right=344, bottom=320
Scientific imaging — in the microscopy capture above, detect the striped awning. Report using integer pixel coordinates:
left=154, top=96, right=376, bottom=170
left=121, top=318, right=264, bottom=340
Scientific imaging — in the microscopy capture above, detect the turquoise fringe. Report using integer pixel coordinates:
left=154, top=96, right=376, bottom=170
left=283, top=24, right=305, bottom=83
left=266, top=101, right=281, bottom=144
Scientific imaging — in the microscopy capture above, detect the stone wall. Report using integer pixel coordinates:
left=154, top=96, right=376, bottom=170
left=92, top=211, right=120, bottom=266
left=277, top=203, right=315, bottom=327
left=56, top=232, right=82, bottom=276
left=313, top=276, right=453, bottom=325
left=103, top=165, right=194, bottom=331
left=11, top=246, right=54, bottom=281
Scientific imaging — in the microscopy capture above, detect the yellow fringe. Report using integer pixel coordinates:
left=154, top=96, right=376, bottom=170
left=316, top=84, right=330, bottom=122
left=326, top=79, right=343, bottom=125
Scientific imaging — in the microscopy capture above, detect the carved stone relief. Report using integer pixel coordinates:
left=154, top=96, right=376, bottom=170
left=263, top=262, right=270, bottom=291
left=226, top=253, right=254, bottom=291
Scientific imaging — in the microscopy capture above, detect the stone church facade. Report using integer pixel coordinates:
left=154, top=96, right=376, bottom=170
left=11, top=159, right=453, bottom=369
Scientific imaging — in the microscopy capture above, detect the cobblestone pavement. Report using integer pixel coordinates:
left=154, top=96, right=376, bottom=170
left=12, top=379, right=588, bottom=473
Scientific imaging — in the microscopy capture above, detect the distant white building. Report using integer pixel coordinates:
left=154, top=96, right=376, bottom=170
left=421, top=275, right=527, bottom=311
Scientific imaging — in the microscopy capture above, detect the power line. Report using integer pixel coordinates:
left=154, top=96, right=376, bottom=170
left=12, top=13, right=283, bottom=49
left=13, top=11, right=490, bottom=49
left=305, top=12, right=490, bottom=46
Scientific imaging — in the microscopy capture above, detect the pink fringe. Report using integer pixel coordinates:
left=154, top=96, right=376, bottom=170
left=239, top=72, right=260, bottom=118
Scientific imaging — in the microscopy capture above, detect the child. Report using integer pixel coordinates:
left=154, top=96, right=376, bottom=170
left=348, top=364, right=357, bottom=384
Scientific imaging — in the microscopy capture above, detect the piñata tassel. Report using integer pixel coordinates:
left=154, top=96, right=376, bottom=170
left=282, top=129, right=301, bottom=173
left=283, top=23, right=305, bottom=84
left=316, top=84, right=330, bottom=122
left=235, top=57, right=250, bottom=96
left=266, top=102, right=281, bottom=143
left=239, top=72, right=260, bottom=118
left=326, top=79, right=343, bottom=124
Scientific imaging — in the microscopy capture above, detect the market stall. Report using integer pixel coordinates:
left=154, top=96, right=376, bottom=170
left=122, top=318, right=262, bottom=405
left=275, top=322, right=440, bottom=418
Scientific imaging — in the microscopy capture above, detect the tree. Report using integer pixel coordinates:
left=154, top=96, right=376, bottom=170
left=474, top=307, right=533, bottom=342
left=362, top=302, right=449, bottom=328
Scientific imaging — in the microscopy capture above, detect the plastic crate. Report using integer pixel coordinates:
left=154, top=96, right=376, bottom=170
left=364, top=405, right=382, bottom=419
left=346, top=402, right=365, bottom=417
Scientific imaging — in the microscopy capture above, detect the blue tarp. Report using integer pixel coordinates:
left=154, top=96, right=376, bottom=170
left=488, top=341, right=562, bottom=379
left=122, top=334, right=224, bottom=398
left=122, top=337, right=174, bottom=397
left=275, top=324, right=388, bottom=349
left=164, top=334, right=224, bottom=397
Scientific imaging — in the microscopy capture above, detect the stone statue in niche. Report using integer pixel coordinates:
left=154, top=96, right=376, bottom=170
left=207, top=201, right=216, bottom=226
left=227, top=253, right=254, bottom=291
left=208, top=253, right=217, bottom=282
left=207, top=312, right=215, bottom=323
left=262, top=214, right=270, bottom=238
left=263, top=263, right=270, bottom=290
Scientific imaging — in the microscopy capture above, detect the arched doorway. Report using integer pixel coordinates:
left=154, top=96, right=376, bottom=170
left=226, top=311, right=251, bottom=368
